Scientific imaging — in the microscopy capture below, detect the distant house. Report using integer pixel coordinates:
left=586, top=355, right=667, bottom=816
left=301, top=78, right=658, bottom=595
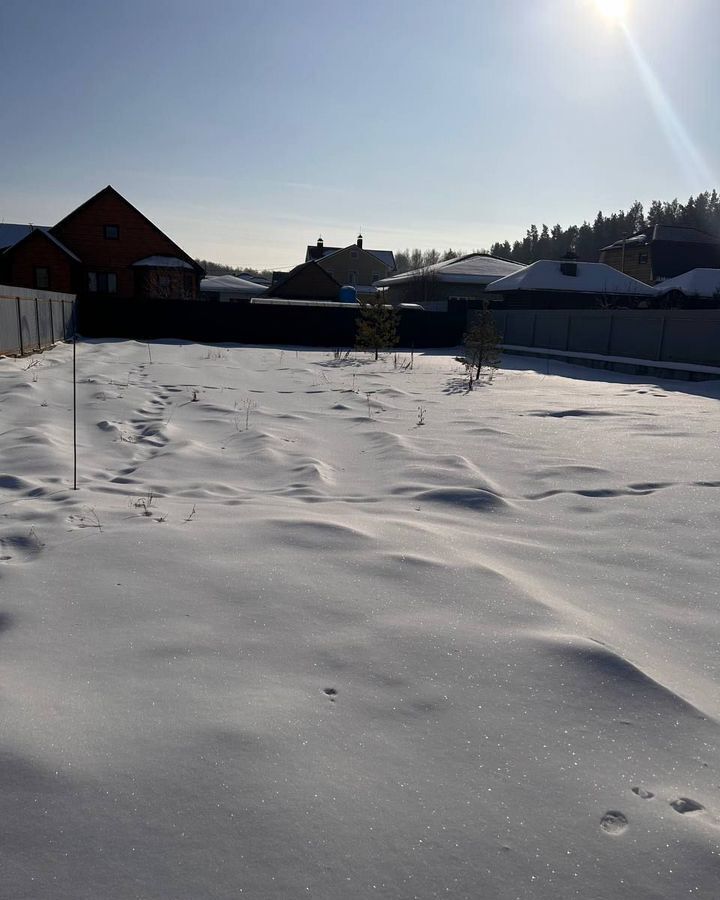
left=267, top=260, right=342, bottom=301
left=600, top=225, right=720, bottom=285
left=305, top=235, right=396, bottom=299
left=485, top=259, right=657, bottom=308
left=1, top=186, right=204, bottom=299
left=376, top=254, right=524, bottom=311
left=200, top=274, right=267, bottom=302
left=654, top=269, right=720, bottom=307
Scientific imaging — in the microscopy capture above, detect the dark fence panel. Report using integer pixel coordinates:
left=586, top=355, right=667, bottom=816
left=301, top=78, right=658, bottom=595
left=608, top=315, right=663, bottom=359
left=78, top=298, right=468, bottom=348
left=662, top=315, right=720, bottom=365
left=486, top=307, right=720, bottom=369
left=503, top=312, right=536, bottom=346
left=533, top=312, right=569, bottom=350
left=568, top=313, right=612, bottom=355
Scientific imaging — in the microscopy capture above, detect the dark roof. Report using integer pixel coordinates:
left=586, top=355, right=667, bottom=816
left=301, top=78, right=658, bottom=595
left=0, top=223, right=40, bottom=250
left=267, top=260, right=342, bottom=299
left=306, top=244, right=341, bottom=262
left=602, top=224, right=720, bottom=251
left=1, top=226, right=81, bottom=262
left=51, top=185, right=204, bottom=273
left=305, top=243, right=396, bottom=270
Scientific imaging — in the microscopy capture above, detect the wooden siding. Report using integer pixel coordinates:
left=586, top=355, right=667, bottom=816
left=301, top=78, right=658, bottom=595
left=599, top=247, right=653, bottom=284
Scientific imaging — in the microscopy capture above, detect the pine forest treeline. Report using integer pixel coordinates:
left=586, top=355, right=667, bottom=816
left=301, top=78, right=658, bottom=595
left=395, top=190, right=720, bottom=273
left=198, top=190, right=720, bottom=276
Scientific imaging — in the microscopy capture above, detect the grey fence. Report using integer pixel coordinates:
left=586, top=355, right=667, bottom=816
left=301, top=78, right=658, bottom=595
left=489, top=309, right=720, bottom=368
left=0, top=286, right=76, bottom=356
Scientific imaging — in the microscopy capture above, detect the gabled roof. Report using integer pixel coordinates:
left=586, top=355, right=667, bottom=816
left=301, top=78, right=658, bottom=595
left=51, top=185, right=204, bottom=273
left=376, top=253, right=523, bottom=287
left=602, top=225, right=720, bottom=252
left=200, top=274, right=267, bottom=294
left=1, top=226, right=81, bottom=262
left=306, top=243, right=396, bottom=271
left=267, top=260, right=342, bottom=298
left=485, top=260, right=657, bottom=296
left=132, top=255, right=194, bottom=269
left=306, top=244, right=341, bottom=262
left=655, top=268, right=720, bottom=298
left=0, top=223, right=43, bottom=250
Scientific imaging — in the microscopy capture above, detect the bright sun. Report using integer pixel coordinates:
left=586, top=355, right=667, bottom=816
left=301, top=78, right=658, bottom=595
left=594, top=0, right=628, bottom=19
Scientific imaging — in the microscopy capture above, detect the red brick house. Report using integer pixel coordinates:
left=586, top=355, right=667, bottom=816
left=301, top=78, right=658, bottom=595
left=1, top=186, right=204, bottom=299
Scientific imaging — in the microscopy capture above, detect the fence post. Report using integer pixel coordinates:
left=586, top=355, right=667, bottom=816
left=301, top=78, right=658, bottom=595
left=656, top=313, right=667, bottom=361
left=606, top=312, right=614, bottom=354
left=35, top=297, right=41, bottom=350
left=530, top=312, right=537, bottom=347
left=563, top=313, right=571, bottom=350
left=16, top=298, right=23, bottom=356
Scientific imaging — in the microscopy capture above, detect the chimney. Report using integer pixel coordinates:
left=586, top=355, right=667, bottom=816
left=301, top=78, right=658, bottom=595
left=317, top=236, right=324, bottom=249
left=356, top=234, right=363, bottom=249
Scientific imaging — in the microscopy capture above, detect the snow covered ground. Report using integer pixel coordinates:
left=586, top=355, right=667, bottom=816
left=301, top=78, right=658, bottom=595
left=2, top=339, right=720, bottom=899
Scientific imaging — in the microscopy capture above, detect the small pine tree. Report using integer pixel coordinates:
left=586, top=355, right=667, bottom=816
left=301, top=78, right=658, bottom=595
left=463, top=302, right=502, bottom=388
left=356, top=299, right=399, bottom=360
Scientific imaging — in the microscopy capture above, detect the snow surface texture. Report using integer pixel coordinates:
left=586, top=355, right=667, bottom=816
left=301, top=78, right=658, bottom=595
left=1, top=341, right=719, bottom=900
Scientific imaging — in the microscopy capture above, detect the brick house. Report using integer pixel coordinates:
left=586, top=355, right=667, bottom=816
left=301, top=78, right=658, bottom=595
left=1, top=186, right=204, bottom=299
left=304, top=235, right=396, bottom=299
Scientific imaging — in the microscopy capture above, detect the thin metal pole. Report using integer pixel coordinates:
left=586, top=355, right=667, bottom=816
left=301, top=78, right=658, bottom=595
left=73, top=327, right=78, bottom=490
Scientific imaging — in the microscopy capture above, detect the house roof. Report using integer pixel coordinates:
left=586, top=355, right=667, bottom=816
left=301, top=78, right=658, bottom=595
left=306, top=243, right=396, bottom=271
left=376, top=253, right=524, bottom=287
left=655, top=268, right=720, bottom=298
left=132, top=255, right=194, bottom=269
left=267, top=260, right=342, bottom=297
left=485, top=260, right=657, bottom=296
left=602, top=225, right=720, bottom=252
left=200, top=274, right=267, bottom=294
left=51, top=185, right=204, bottom=273
left=0, top=223, right=41, bottom=250
left=1, top=226, right=81, bottom=262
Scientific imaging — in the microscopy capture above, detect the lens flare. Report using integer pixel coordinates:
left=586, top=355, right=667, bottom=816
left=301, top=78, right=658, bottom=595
left=595, top=0, right=627, bottom=19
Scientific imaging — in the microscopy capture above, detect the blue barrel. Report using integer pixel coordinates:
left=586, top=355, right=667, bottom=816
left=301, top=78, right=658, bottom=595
left=339, top=284, right=358, bottom=303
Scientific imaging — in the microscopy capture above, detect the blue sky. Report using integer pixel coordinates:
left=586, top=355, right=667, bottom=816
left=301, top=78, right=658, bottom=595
left=2, top=0, right=718, bottom=269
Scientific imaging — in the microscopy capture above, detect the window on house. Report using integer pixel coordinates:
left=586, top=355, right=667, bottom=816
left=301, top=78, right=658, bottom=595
left=350, top=250, right=358, bottom=259
left=104, top=225, right=120, bottom=239
left=347, top=270, right=358, bottom=285
left=371, top=272, right=380, bottom=282
left=88, top=272, right=118, bottom=293
left=35, top=267, right=50, bottom=289
left=638, top=252, right=648, bottom=264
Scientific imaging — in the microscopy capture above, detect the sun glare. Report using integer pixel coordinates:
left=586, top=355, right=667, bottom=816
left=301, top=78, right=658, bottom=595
left=594, top=0, right=627, bottom=20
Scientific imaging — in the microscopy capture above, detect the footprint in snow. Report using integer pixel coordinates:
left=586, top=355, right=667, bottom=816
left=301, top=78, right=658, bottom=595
left=600, top=811, right=628, bottom=835
left=632, top=787, right=655, bottom=800
left=670, top=797, right=704, bottom=815
left=323, top=688, right=338, bottom=702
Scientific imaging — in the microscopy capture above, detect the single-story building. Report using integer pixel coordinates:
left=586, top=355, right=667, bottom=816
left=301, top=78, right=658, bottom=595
left=375, top=254, right=525, bottom=311
left=485, top=259, right=658, bottom=308
left=200, top=274, right=267, bottom=302
left=654, top=268, right=720, bottom=307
